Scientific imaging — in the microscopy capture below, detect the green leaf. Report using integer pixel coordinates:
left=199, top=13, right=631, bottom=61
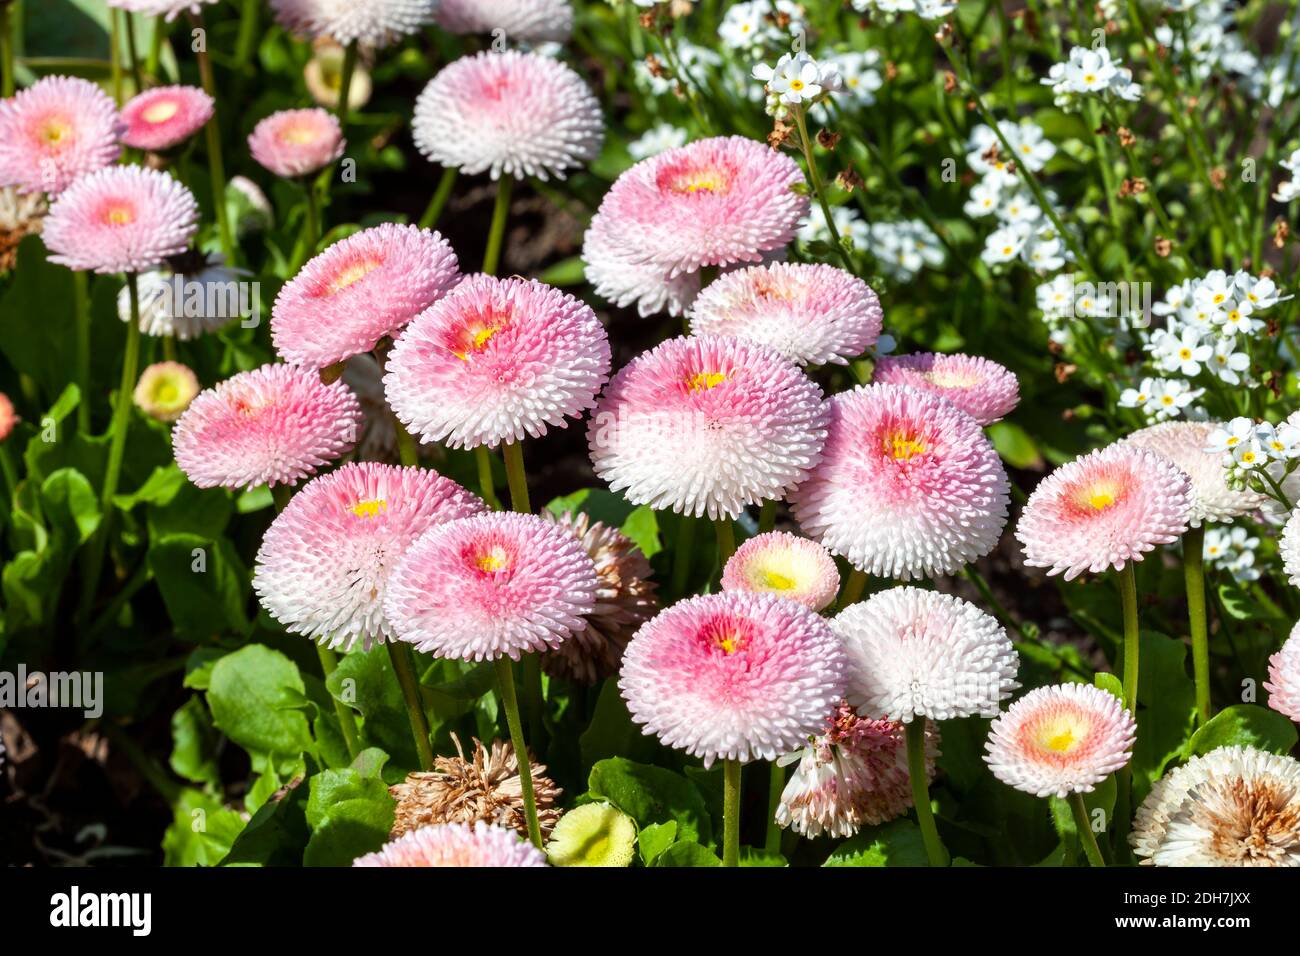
left=220, top=778, right=312, bottom=867
left=1184, top=704, right=1298, bottom=758
left=587, top=757, right=713, bottom=846
left=537, top=255, right=586, bottom=286
left=147, top=533, right=251, bottom=638
left=988, top=421, right=1043, bottom=470
left=739, top=847, right=787, bottom=867
left=326, top=645, right=420, bottom=771
left=161, top=788, right=246, bottom=867
left=1093, top=672, right=1124, bottom=702
left=305, top=767, right=392, bottom=830
left=637, top=821, right=678, bottom=865
left=206, top=645, right=314, bottom=765
left=1131, top=631, right=1197, bottom=802
left=170, top=696, right=221, bottom=788
left=579, top=681, right=664, bottom=769
left=303, top=799, right=395, bottom=866
left=652, top=841, right=722, bottom=867
left=40, top=468, right=101, bottom=544
left=620, top=505, right=661, bottom=559
left=824, top=819, right=930, bottom=867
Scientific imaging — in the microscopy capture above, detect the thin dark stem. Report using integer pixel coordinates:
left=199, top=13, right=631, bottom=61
left=764, top=762, right=784, bottom=855
left=193, top=14, right=234, bottom=264
left=496, top=657, right=544, bottom=848
left=386, top=640, right=435, bottom=771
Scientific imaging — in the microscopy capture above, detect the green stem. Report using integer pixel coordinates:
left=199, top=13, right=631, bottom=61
left=1119, top=562, right=1140, bottom=712
left=1184, top=525, right=1211, bottom=726
left=73, top=269, right=90, bottom=433
left=386, top=640, right=435, bottom=771
left=907, top=719, right=948, bottom=867
left=722, top=758, right=741, bottom=867
left=522, top=654, right=547, bottom=757
left=964, top=564, right=1026, bottom=639
left=714, top=517, right=736, bottom=567
left=1069, top=791, right=1106, bottom=867
left=474, top=444, right=503, bottom=511
left=792, top=105, right=855, bottom=274
left=482, top=176, right=513, bottom=275
left=109, top=8, right=123, bottom=104
left=317, top=644, right=360, bottom=760
left=124, top=10, right=142, bottom=94
left=0, top=444, right=17, bottom=502
left=672, top=513, right=696, bottom=596
left=334, top=39, right=357, bottom=125
left=194, top=14, right=234, bottom=265
left=502, top=440, right=530, bottom=513
left=838, top=567, right=868, bottom=609
left=393, top=413, right=419, bottom=467
left=418, top=167, right=458, bottom=230
left=495, top=656, right=544, bottom=848
left=234, top=0, right=259, bottom=71
left=146, top=15, right=164, bottom=77
left=1, top=2, right=16, bottom=98
left=757, top=499, right=777, bottom=534
left=764, top=762, right=784, bottom=855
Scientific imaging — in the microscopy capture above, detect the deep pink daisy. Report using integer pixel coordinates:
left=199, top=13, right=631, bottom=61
left=436, top=0, right=574, bottom=42
left=790, top=383, right=1010, bottom=580
left=689, top=263, right=882, bottom=366
left=1015, top=444, right=1192, bottom=580
left=272, top=223, right=460, bottom=369
left=587, top=335, right=828, bottom=520
left=413, top=50, right=603, bottom=182
left=254, top=462, right=486, bottom=650
left=721, top=531, right=839, bottom=612
left=172, top=363, right=362, bottom=490
left=619, top=591, right=849, bottom=767
left=384, top=274, right=611, bottom=450
left=1265, top=623, right=1300, bottom=724
left=385, top=512, right=599, bottom=661
left=872, top=352, right=1020, bottom=427
left=985, top=683, right=1137, bottom=798
left=119, top=85, right=214, bottom=151
left=353, top=821, right=548, bottom=867
left=0, top=75, right=123, bottom=195
left=248, top=108, right=345, bottom=179
left=42, top=166, right=198, bottom=274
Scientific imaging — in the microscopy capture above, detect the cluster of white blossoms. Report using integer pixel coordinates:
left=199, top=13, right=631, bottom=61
left=1206, top=417, right=1300, bottom=491
left=1203, top=525, right=1263, bottom=584
left=850, top=0, right=957, bottom=19
left=718, top=0, right=807, bottom=53
left=816, top=50, right=883, bottom=109
left=1274, top=146, right=1300, bottom=203
left=1119, top=377, right=1204, bottom=422
left=1041, top=46, right=1141, bottom=110
left=626, top=123, right=688, bottom=161
left=1153, top=1, right=1259, bottom=85
left=753, top=52, right=842, bottom=113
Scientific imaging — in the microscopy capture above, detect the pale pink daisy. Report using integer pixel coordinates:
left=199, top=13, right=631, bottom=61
left=587, top=335, right=828, bottom=520
left=721, top=531, right=839, bottom=612
left=1123, top=420, right=1264, bottom=526
left=384, top=274, right=611, bottom=450
left=254, top=463, right=486, bottom=650
left=1016, top=445, right=1192, bottom=581
left=248, top=108, right=344, bottom=179
left=272, top=222, right=459, bottom=369
left=133, top=361, right=200, bottom=423
left=835, top=587, right=1019, bottom=722
left=172, top=363, right=362, bottom=490
left=0, top=75, right=123, bottom=195
left=436, top=0, right=574, bottom=42
left=872, top=353, right=1020, bottom=427
left=775, top=702, right=937, bottom=839
left=1264, top=623, right=1300, bottom=724
left=790, top=383, right=1010, bottom=580
left=119, top=86, right=213, bottom=152
left=270, top=0, right=440, bottom=47
left=413, top=50, right=603, bottom=182
left=353, top=821, right=548, bottom=867
left=688, top=262, right=882, bottom=367
left=0, top=392, right=17, bottom=443
left=385, top=512, right=599, bottom=661
left=106, top=1, right=219, bottom=22
left=581, top=214, right=702, bottom=317
left=42, top=166, right=198, bottom=274
left=618, top=591, right=849, bottom=767
left=1284, top=510, right=1300, bottom=589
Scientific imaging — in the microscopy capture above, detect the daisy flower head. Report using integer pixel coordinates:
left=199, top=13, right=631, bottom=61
left=107, top=1, right=219, bottom=20
left=0, top=75, right=123, bottom=195
left=248, top=108, right=344, bottom=180
left=353, top=821, right=548, bottom=867
left=119, top=86, right=214, bottom=152
left=133, top=361, right=199, bottom=423
left=790, top=383, right=1010, bottom=580
left=1132, top=746, right=1300, bottom=866
left=580, top=212, right=703, bottom=317
left=118, top=251, right=244, bottom=340
left=775, top=702, right=937, bottom=839
left=384, top=512, right=599, bottom=661
left=618, top=591, right=849, bottom=767
left=687, top=262, right=882, bottom=367
left=436, top=0, right=574, bottom=43
left=1015, top=445, right=1192, bottom=580
left=721, top=531, right=840, bottom=612
left=0, top=392, right=20, bottom=443
left=1123, top=420, right=1265, bottom=526
left=172, top=363, right=362, bottom=490
left=985, top=683, right=1137, bottom=798
left=413, top=50, right=603, bottom=182
left=42, top=166, right=198, bottom=274
left=587, top=335, right=828, bottom=520
left=546, top=803, right=637, bottom=868
left=384, top=274, right=611, bottom=450
left=272, top=222, right=460, bottom=369
left=254, top=462, right=485, bottom=650
left=834, top=587, right=1019, bottom=722
left=1264, top=622, right=1300, bottom=724
left=270, top=0, right=439, bottom=47
left=872, top=352, right=1020, bottom=427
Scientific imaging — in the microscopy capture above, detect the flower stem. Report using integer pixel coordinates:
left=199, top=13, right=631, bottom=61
left=0, top=2, right=14, bottom=98
left=672, top=514, right=696, bottom=596
left=792, top=105, right=855, bottom=274
left=73, top=270, right=90, bottom=433
left=317, top=644, right=359, bottom=761
left=838, top=567, right=868, bottom=609
left=714, top=517, right=736, bottom=567
left=124, top=10, right=142, bottom=94
left=1119, top=562, right=1140, bottom=712
left=522, top=653, right=547, bottom=758
left=758, top=499, right=776, bottom=534
left=722, top=758, right=741, bottom=867
left=393, top=412, right=419, bottom=467
left=764, top=762, right=784, bottom=855
left=234, top=0, right=259, bottom=71
left=502, top=440, right=530, bottom=513
left=193, top=13, right=234, bottom=265
left=474, top=445, right=503, bottom=510
left=419, top=167, right=458, bottom=230
left=386, top=640, right=435, bottom=771
left=906, top=719, right=948, bottom=867
left=334, top=39, right=357, bottom=126
left=109, top=8, right=123, bottom=104
left=495, top=656, right=544, bottom=848
left=482, top=176, right=513, bottom=276
left=1183, top=524, right=1211, bottom=726
left=1069, top=791, right=1106, bottom=867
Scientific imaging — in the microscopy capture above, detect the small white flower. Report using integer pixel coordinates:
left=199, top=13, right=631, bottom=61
left=1147, top=378, right=1201, bottom=420
left=1154, top=326, right=1212, bottom=377
left=1218, top=300, right=1263, bottom=336
left=1205, top=417, right=1257, bottom=454
left=1231, top=437, right=1266, bottom=470
left=981, top=223, right=1029, bottom=264
left=754, top=53, right=841, bottom=106
left=964, top=178, right=1003, bottom=218
left=1209, top=337, right=1250, bottom=385
left=627, top=123, right=688, bottom=161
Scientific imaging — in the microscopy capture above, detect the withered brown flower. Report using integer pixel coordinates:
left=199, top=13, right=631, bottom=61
left=0, top=186, right=46, bottom=272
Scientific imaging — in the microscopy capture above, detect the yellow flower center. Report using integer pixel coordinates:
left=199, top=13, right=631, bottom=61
left=280, top=123, right=320, bottom=146
left=326, top=257, right=383, bottom=294
left=1240, top=451, right=1257, bottom=464
left=1212, top=292, right=1226, bottom=304
left=1035, top=714, right=1088, bottom=754
left=884, top=431, right=926, bottom=460
left=105, top=203, right=136, bottom=226
left=351, top=499, right=387, bottom=519
left=789, top=79, right=805, bottom=91
left=1083, top=74, right=1097, bottom=84
left=142, top=99, right=181, bottom=124
left=475, top=545, right=509, bottom=573
left=1078, top=481, right=1120, bottom=511
left=670, top=168, right=727, bottom=195
left=687, top=371, right=728, bottom=392
left=1179, top=348, right=1192, bottom=360
left=40, top=116, right=73, bottom=146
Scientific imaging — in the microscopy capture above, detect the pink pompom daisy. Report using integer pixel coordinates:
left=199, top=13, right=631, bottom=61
left=1123, top=420, right=1265, bottom=527
left=588, top=335, right=828, bottom=520
left=689, top=263, right=882, bottom=367
left=775, top=702, right=937, bottom=839
left=42, top=165, right=198, bottom=274
left=106, top=1, right=218, bottom=21
left=254, top=463, right=485, bottom=650
left=790, top=383, right=1010, bottom=580
left=834, top=587, right=1019, bottom=722
left=413, top=50, right=603, bottom=182
left=721, top=531, right=839, bottom=612
left=436, top=0, right=573, bottom=42
left=872, top=352, right=1020, bottom=427
left=384, top=274, right=611, bottom=450
left=119, top=86, right=213, bottom=152
left=1265, top=623, right=1300, bottom=724
left=272, top=223, right=460, bottom=369
left=353, top=821, right=548, bottom=867
left=0, top=75, right=123, bottom=195
left=985, top=683, right=1136, bottom=798
left=172, top=363, right=362, bottom=490
left=385, top=512, right=599, bottom=661
left=1015, top=445, right=1192, bottom=581
left=270, top=0, right=439, bottom=47
left=581, top=215, right=702, bottom=318
left=248, top=108, right=344, bottom=179
left=618, top=591, right=849, bottom=767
